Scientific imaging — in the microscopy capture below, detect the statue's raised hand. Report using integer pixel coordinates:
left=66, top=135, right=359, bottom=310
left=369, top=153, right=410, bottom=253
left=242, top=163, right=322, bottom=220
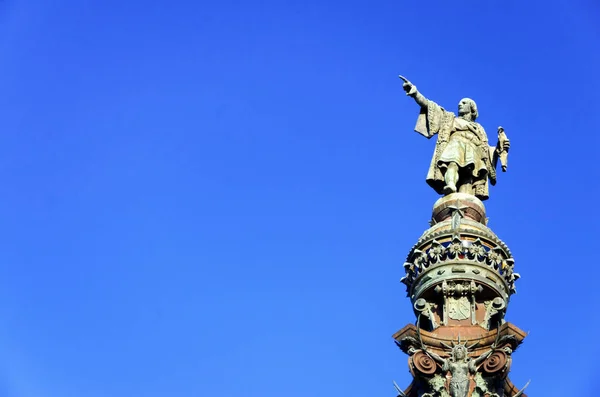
left=399, top=75, right=417, bottom=96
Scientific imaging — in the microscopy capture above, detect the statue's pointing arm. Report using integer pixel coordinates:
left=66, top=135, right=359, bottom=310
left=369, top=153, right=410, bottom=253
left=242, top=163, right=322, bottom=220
left=399, top=75, right=428, bottom=108
left=400, top=76, right=443, bottom=139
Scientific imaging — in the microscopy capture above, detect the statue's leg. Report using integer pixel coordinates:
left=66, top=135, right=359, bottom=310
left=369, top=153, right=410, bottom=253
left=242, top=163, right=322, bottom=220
left=458, top=183, right=472, bottom=194
left=458, top=171, right=473, bottom=195
left=443, top=162, right=459, bottom=194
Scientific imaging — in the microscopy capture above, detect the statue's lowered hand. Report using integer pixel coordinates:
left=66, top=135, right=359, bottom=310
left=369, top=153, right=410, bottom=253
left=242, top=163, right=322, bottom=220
left=497, top=127, right=510, bottom=172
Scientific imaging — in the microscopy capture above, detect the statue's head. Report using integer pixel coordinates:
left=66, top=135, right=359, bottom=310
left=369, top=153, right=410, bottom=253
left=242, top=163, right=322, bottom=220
left=458, top=98, right=478, bottom=121
left=452, top=345, right=468, bottom=361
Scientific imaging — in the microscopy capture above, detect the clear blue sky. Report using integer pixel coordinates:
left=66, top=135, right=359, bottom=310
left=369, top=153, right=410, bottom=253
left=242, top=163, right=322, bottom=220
left=0, top=1, right=598, bottom=396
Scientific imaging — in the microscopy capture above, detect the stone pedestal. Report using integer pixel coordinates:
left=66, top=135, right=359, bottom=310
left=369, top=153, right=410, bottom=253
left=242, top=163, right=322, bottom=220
left=395, top=194, right=528, bottom=397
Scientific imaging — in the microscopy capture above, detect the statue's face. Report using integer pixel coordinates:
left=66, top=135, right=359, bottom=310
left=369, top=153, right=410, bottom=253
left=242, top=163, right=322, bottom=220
left=458, top=99, right=471, bottom=116
left=454, top=348, right=466, bottom=360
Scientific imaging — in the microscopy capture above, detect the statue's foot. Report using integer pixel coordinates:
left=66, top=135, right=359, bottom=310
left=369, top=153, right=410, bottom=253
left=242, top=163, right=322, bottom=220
left=443, top=184, right=457, bottom=195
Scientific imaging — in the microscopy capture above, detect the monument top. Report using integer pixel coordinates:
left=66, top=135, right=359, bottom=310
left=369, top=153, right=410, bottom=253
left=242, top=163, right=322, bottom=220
left=399, top=75, right=510, bottom=201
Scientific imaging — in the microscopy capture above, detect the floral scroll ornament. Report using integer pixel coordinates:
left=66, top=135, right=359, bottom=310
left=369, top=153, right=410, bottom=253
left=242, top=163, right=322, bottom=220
left=482, top=350, right=508, bottom=374
left=447, top=236, right=464, bottom=258
left=413, top=249, right=428, bottom=271
left=412, top=351, right=437, bottom=375
left=467, top=238, right=487, bottom=260
left=428, top=240, right=445, bottom=263
left=402, top=262, right=416, bottom=287
left=487, top=247, right=504, bottom=269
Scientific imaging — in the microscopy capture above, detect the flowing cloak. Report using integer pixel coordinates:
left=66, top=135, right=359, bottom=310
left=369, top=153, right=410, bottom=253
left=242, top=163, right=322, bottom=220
left=414, top=100, right=497, bottom=201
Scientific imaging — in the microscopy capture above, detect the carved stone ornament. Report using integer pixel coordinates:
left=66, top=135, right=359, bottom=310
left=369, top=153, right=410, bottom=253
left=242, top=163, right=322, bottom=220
left=482, top=350, right=508, bottom=374
left=401, top=212, right=518, bottom=301
left=392, top=322, right=528, bottom=397
left=447, top=296, right=470, bottom=321
left=411, top=351, right=437, bottom=375
left=414, top=298, right=438, bottom=329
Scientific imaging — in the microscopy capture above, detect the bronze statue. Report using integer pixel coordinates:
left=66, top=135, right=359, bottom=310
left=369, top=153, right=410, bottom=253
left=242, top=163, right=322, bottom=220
left=399, top=76, right=510, bottom=201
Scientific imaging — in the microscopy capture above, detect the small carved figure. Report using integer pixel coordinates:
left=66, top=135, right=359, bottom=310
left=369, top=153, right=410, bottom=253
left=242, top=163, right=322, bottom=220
left=399, top=76, right=510, bottom=201
left=422, top=342, right=496, bottom=397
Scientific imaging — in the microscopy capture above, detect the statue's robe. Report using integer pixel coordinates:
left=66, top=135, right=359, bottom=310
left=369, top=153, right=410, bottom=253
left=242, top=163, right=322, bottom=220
left=415, top=100, right=497, bottom=201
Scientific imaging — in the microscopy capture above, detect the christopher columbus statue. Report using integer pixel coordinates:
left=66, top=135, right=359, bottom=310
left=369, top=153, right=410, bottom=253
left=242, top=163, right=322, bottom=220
left=400, top=76, right=510, bottom=201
